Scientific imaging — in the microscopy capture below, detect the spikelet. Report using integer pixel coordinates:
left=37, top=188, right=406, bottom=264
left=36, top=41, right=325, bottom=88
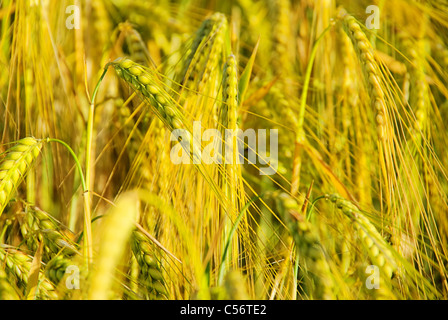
left=180, top=12, right=227, bottom=90
left=152, top=121, right=170, bottom=194
left=342, top=12, right=388, bottom=142
left=125, top=28, right=150, bottom=67
left=181, top=17, right=215, bottom=81
left=0, top=245, right=58, bottom=299
left=45, top=255, right=73, bottom=286
left=110, top=57, right=204, bottom=167
left=398, top=32, right=429, bottom=136
left=220, top=54, right=241, bottom=169
left=131, top=229, right=168, bottom=299
left=110, top=58, right=187, bottom=132
left=20, top=207, right=79, bottom=262
left=0, top=246, right=32, bottom=285
left=110, top=57, right=229, bottom=219
left=178, top=13, right=228, bottom=124
left=395, top=32, right=431, bottom=238
left=338, top=26, right=355, bottom=155
left=0, top=137, right=43, bottom=217
left=0, top=268, right=19, bottom=300
left=221, top=54, right=239, bottom=130
left=327, top=194, right=397, bottom=299
left=338, top=25, right=372, bottom=206
left=114, top=30, right=169, bottom=193
left=274, top=192, right=335, bottom=300
left=217, top=54, right=247, bottom=273
left=328, top=194, right=397, bottom=277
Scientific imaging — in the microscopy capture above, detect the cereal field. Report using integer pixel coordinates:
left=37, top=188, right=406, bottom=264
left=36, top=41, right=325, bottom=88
left=1, top=0, right=448, bottom=300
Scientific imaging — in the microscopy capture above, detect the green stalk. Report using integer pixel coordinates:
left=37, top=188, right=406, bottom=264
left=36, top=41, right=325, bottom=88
left=46, top=138, right=87, bottom=192
left=297, top=23, right=334, bottom=132
left=292, top=248, right=299, bottom=300
left=218, top=195, right=261, bottom=285
left=46, top=137, right=88, bottom=267
left=291, top=23, right=334, bottom=196
left=83, top=66, right=109, bottom=267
